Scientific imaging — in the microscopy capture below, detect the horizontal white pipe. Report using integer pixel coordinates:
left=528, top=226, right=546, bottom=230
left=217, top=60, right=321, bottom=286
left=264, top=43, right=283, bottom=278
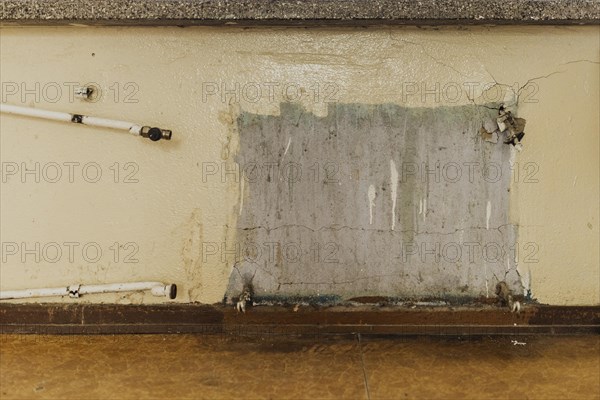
left=0, top=103, right=72, bottom=123
left=1, top=103, right=141, bottom=135
left=80, top=116, right=141, bottom=134
left=0, top=281, right=177, bottom=300
left=0, top=286, right=68, bottom=299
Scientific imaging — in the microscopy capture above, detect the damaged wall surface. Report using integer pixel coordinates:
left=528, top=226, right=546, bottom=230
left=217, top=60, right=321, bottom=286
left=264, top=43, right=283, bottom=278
left=226, top=103, right=521, bottom=302
left=0, top=26, right=598, bottom=305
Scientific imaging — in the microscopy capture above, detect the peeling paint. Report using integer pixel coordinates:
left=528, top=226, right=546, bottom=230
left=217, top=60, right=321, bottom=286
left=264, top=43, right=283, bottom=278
left=239, top=178, right=245, bottom=216
left=390, top=160, right=398, bottom=231
left=368, top=184, right=376, bottom=225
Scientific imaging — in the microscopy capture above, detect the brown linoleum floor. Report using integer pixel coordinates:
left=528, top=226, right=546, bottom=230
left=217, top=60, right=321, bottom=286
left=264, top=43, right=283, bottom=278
left=0, top=334, right=598, bottom=399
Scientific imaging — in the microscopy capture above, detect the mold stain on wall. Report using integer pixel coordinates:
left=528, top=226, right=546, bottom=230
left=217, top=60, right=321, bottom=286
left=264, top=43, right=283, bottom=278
left=225, top=102, right=523, bottom=304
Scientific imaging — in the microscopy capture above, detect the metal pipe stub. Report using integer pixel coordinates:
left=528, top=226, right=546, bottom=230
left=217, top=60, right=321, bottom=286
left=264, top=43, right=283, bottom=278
left=140, top=126, right=172, bottom=141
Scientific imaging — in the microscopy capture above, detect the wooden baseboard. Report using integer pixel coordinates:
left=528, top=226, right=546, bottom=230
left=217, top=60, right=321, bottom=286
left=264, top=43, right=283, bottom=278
left=1, top=303, right=598, bottom=336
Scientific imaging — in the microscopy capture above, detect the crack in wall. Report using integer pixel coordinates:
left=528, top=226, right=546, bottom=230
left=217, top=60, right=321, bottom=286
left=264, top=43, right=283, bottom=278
left=238, top=223, right=515, bottom=235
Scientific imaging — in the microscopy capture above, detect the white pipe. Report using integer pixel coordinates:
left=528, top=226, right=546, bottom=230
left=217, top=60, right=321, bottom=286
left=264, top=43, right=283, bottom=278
left=1, top=103, right=141, bottom=135
left=1, top=103, right=73, bottom=123
left=0, top=281, right=177, bottom=300
left=0, top=103, right=171, bottom=141
left=79, top=116, right=141, bottom=134
left=0, top=286, right=69, bottom=299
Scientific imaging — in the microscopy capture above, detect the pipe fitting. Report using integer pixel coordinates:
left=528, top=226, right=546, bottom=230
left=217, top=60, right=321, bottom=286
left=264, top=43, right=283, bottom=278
left=151, top=284, right=177, bottom=299
left=67, top=284, right=81, bottom=298
left=74, top=86, right=94, bottom=100
left=140, top=126, right=172, bottom=141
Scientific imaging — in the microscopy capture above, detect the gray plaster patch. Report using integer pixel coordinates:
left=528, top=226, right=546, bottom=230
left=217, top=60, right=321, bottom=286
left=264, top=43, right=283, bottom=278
left=225, top=103, right=522, bottom=304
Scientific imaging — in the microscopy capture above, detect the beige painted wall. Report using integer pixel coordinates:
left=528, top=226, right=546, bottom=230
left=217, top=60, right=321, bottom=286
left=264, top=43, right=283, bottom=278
left=0, top=25, right=598, bottom=305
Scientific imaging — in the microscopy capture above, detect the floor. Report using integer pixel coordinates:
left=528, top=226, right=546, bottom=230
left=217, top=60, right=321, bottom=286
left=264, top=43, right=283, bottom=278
left=0, top=334, right=598, bottom=399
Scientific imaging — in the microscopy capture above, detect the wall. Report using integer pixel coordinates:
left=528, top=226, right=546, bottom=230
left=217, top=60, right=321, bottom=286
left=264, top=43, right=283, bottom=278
left=0, top=26, right=598, bottom=305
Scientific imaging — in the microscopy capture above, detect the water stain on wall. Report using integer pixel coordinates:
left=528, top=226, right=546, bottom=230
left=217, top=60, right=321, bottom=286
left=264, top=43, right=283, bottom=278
left=225, top=102, right=523, bottom=304
left=181, top=208, right=204, bottom=301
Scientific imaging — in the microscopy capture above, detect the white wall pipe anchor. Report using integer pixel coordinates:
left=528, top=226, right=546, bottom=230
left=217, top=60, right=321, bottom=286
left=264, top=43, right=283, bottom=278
left=0, top=282, right=177, bottom=300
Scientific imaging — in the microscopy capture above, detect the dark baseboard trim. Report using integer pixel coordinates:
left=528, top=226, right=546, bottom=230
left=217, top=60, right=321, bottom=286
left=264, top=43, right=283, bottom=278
left=1, top=303, right=598, bottom=336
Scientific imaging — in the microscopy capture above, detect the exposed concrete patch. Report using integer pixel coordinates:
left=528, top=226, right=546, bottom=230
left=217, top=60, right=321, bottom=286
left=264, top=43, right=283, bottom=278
left=225, top=102, right=523, bottom=304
